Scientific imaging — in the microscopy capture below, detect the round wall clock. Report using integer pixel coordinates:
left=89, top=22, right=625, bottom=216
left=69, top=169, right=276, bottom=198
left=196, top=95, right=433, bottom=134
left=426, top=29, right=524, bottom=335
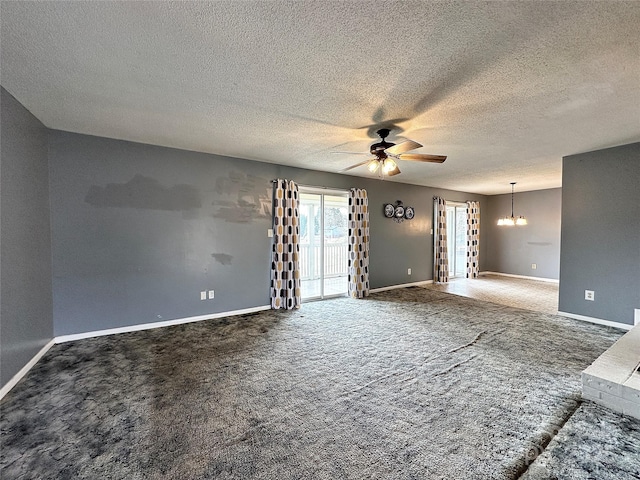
left=384, top=203, right=395, bottom=218
left=394, top=205, right=405, bottom=218
left=404, top=206, right=415, bottom=220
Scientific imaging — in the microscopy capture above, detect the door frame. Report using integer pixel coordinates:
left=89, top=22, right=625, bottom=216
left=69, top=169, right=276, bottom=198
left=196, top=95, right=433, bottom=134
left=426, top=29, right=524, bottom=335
left=298, top=186, right=349, bottom=301
left=446, top=201, right=468, bottom=278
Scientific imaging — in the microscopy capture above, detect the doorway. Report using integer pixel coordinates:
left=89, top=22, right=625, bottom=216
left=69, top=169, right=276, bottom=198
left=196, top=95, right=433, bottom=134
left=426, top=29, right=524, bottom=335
left=446, top=203, right=467, bottom=278
left=299, top=189, right=349, bottom=300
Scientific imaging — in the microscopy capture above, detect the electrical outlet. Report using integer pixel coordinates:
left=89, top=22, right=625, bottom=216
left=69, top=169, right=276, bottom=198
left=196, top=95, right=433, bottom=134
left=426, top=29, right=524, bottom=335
left=531, top=263, right=537, bottom=270
left=408, top=268, right=412, bottom=275
left=585, top=290, right=595, bottom=301
left=208, top=290, right=215, bottom=299
left=200, top=291, right=207, bottom=300
left=267, top=229, right=273, bottom=237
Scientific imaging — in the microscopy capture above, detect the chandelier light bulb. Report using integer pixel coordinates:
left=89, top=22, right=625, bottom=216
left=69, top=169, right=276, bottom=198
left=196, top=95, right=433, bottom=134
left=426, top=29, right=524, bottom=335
left=497, top=182, right=527, bottom=227
left=382, top=158, right=397, bottom=174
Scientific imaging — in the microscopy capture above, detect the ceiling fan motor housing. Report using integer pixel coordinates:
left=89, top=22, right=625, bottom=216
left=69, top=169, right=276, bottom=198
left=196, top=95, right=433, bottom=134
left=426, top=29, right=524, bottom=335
left=370, top=141, right=394, bottom=157
left=370, top=129, right=395, bottom=158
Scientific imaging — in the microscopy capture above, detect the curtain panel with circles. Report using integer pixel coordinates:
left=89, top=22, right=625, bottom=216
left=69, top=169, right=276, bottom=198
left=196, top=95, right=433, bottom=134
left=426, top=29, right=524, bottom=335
left=466, top=201, right=480, bottom=278
left=433, top=196, right=449, bottom=283
left=348, top=188, right=370, bottom=298
left=271, top=179, right=301, bottom=309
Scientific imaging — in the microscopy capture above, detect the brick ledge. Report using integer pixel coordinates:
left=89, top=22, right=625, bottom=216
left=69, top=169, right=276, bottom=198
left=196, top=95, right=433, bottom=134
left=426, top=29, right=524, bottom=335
left=582, top=323, right=640, bottom=420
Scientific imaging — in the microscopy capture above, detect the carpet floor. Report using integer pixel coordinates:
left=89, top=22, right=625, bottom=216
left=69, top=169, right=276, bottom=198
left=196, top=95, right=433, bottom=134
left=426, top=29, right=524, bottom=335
left=522, top=401, right=640, bottom=480
left=1, top=288, right=635, bottom=479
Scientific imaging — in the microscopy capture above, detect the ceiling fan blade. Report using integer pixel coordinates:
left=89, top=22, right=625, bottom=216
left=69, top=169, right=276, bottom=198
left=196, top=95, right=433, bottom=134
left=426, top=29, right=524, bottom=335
left=398, top=153, right=447, bottom=163
left=385, top=139, right=422, bottom=155
left=387, top=165, right=401, bottom=176
left=339, top=158, right=375, bottom=172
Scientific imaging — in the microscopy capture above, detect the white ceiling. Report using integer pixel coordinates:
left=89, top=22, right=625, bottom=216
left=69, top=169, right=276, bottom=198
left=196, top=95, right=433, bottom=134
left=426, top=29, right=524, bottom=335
left=2, top=1, right=639, bottom=194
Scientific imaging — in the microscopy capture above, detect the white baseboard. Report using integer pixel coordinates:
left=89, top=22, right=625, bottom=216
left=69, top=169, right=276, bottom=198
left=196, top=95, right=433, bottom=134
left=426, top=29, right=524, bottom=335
left=0, top=339, right=55, bottom=401
left=557, top=311, right=633, bottom=331
left=370, top=280, right=433, bottom=293
left=55, top=305, right=272, bottom=343
left=480, top=271, right=559, bottom=283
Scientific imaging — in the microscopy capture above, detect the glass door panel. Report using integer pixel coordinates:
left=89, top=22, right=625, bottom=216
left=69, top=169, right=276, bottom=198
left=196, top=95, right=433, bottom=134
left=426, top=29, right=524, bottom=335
left=446, top=204, right=468, bottom=278
left=446, top=207, right=456, bottom=276
left=300, top=193, right=322, bottom=299
left=299, top=190, right=348, bottom=300
left=455, top=207, right=467, bottom=277
left=323, top=195, right=349, bottom=297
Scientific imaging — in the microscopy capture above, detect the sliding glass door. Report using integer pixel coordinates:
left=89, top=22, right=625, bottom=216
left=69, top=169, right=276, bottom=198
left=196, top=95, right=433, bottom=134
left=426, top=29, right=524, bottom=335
left=299, top=189, right=349, bottom=300
left=446, top=204, right=467, bottom=278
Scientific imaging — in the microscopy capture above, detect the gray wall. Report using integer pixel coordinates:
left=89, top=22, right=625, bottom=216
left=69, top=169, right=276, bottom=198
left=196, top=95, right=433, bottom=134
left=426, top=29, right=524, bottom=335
left=559, top=143, right=640, bottom=326
left=484, top=188, right=562, bottom=280
left=0, top=87, right=54, bottom=387
left=48, top=130, right=486, bottom=336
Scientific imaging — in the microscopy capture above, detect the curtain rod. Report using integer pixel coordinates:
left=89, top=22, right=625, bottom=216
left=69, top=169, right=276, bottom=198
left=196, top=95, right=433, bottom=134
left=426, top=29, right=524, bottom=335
left=272, top=179, right=352, bottom=192
left=433, top=196, right=476, bottom=203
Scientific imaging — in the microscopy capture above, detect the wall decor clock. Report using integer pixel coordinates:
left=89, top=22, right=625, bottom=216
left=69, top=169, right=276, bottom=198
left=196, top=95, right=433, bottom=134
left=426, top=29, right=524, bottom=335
left=384, top=200, right=414, bottom=223
left=404, top=206, right=415, bottom=220
left=383, top=203, right=395, bottom=218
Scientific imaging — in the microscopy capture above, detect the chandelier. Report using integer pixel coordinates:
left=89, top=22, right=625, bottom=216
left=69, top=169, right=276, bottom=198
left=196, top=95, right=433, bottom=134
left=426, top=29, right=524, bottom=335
left=497, top=182, right=527, bottom=226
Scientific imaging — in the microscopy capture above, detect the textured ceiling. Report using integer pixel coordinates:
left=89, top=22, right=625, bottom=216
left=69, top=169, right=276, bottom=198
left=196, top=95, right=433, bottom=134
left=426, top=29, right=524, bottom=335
left=2, top=1, right=639, bottom=194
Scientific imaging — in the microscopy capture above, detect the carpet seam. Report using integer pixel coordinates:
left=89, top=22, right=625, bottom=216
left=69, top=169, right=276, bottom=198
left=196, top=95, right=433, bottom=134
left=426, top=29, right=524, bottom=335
left=515, top=398, right=584, bottom=479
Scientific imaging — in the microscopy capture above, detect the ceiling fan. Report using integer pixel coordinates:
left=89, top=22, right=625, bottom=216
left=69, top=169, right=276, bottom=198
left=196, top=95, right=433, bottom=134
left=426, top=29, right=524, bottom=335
left=337, top=128, right=446, bottom=177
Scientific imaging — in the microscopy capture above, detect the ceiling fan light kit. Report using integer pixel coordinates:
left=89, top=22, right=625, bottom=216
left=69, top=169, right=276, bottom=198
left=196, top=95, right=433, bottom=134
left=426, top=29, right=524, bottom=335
left=497, top=182, right=528, bottom=226
left=338, top=128, right=446, bottom=179
left=382, top=158, right=397, bottom=173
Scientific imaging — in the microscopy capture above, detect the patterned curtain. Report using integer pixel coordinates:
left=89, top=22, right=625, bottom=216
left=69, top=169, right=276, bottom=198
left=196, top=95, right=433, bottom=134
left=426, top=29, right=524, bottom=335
left=348, top=188, right=370, bottom=298
left=433, top=196, right=449, bottom=283
left=271, top=179, right=301, bottom=309
left=466, top=201, right=480, bottom=278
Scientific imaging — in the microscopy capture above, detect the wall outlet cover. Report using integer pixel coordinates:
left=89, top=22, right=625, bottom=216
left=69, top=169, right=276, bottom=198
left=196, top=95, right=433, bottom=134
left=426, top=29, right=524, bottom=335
left=208, top=290, right=215, bottom=299
left=200, top=291, right=207, bottom=300
left=408, top=268, right=412, bottom=275
left=585, top=290, right=595, bottom=301
left=531, top=263, right=537, bottom=270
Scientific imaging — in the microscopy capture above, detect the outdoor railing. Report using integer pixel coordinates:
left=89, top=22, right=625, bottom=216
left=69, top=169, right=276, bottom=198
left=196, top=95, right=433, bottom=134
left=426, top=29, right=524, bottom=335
left=300, top=242, right=348, bottom=280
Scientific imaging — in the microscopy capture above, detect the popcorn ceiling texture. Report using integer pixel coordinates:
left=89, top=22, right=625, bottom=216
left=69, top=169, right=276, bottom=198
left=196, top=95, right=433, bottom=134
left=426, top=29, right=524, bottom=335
left=1, top=288, right=634, bottom=479
left=2, top=1, right=639, bottom=194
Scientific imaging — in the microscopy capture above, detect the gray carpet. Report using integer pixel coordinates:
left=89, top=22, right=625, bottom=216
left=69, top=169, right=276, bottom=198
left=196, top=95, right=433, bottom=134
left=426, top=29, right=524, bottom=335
left=0, top=288, right=635, bottom=479
left=522, top=401, right=640, bottom=480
